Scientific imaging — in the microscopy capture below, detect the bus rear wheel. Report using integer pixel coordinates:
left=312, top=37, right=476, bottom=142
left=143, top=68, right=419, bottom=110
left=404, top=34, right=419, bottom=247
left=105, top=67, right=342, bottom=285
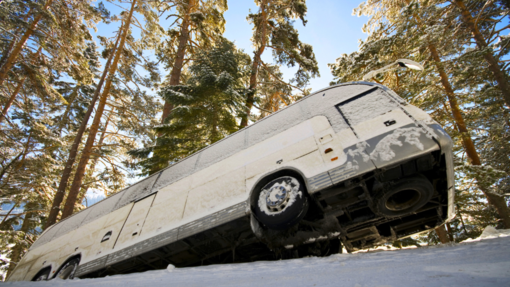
left=253, top=176, right=308, bottom=230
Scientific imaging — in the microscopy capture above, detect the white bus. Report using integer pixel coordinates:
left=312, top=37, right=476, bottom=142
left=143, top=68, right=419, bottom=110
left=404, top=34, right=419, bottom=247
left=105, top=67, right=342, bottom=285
left=7, top=82, right=454, bottom=281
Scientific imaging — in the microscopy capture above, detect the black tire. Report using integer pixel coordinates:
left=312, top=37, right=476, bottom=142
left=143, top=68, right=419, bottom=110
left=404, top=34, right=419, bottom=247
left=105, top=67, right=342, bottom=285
left=372, top=174, right=433, bottom=218
left=32, top=268, right=50, bottom=281
left=55, top=258, right=80, bottom=280
left=253, top=176, right=308, bottom=230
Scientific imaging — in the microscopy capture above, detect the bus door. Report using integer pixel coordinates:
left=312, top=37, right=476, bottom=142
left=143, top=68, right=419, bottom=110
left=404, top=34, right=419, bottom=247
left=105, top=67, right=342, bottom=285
left=111, top=194, right=156, bottom=251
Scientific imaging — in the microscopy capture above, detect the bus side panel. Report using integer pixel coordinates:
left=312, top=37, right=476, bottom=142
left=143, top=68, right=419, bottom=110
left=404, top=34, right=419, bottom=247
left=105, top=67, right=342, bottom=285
left=21, top=229, right=75, bottom=281
left=352, top=109, right=414, bottom=141
left=140, top=177, right=192, bottom=238
left=244, top=116, right=339, bottom=194
left=245, top=147, right=328, bottom=196
left=112, top=195, right=155, bottom=251
left=7, top=250, right=42, bottom=281
left=58, top=213, right=112, bottom=263
left=245, top=120, right=315, bottom=170
left=190, top=150, right=247, bottom=191
left=190, top=131, right=247, bottom=190
left=312, top=124, right=350, bottom=172
left=182, top=167, right=246, bottom=221
left=57, top=203, right=131, bottom=266
left=245, top=136, right=318, bottom=181
left=6, top=262, right=33, bottom=281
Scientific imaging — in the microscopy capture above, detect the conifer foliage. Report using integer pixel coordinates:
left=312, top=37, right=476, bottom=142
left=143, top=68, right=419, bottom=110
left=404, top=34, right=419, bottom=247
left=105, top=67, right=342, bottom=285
left=158, top=0, right=228, bottom=122
left=0, top=0, right=162, bottom=278
left=240, top=0, right=319, bottom=127
left=131, top=39, right=251, bottom=175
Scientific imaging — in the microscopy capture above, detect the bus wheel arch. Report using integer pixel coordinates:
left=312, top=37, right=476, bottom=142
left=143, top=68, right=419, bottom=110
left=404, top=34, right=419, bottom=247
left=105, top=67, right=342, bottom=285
left=31, top=267, right=51, bottom=281
left=249, top=169, right=310, bottom=231
left=53, top=255, right=81, bottom=280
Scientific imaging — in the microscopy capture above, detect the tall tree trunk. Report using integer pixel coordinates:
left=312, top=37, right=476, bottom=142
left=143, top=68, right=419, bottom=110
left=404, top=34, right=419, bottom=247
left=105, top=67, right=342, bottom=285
left=240, top=0, right=268, bottom=128
left=161, top=0, right=196, bottom=123
left=428, top=44, right=510, bottom=229
left=453, top=0, right=510, bottom=108
left=0, top=0, right=54, bottom=86
left=60, top=0, right=137, bottom=220
left=428, top=44, right=480, bottom=164
left=0, top=36, right=16, bottom=69
left=435, top=225, right=450, bottom=244
left=0, top=9, right=33, bottom=69
left=44, top=31, right=121, bottom=229
left=77, top=110, right=113, bottom=206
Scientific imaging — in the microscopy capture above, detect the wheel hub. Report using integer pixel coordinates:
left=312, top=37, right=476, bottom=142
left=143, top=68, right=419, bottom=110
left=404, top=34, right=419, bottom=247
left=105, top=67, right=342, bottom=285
left=266, top=183, right=291, bottom=212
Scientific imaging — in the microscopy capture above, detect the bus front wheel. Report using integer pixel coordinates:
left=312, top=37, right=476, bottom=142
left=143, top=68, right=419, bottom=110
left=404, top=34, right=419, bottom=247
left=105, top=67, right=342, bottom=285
left=32, top=268, right=50, bottom=281
left=55, top=258, right=80, bottom=280
left=253, top=176, right=309, bottom=230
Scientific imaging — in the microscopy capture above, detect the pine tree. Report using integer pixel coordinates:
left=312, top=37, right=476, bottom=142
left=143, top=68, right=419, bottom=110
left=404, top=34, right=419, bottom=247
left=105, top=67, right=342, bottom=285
left=0, top=0, right=55, bottom=86
left=44, top=35, right=120, bottom=228
left=131, top=39, right=251, bottom=174
left=60, top=0, right=138, bottom=220
left=158, top=0, right=228, bottom=122
left=452, top=0, right=510, bottom=109
left=240, top=0, right=319, bottom=127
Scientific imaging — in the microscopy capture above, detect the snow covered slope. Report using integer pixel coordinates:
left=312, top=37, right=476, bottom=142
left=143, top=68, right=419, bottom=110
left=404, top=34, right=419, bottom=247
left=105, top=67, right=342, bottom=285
left=6, top=230, right=510, bottom=287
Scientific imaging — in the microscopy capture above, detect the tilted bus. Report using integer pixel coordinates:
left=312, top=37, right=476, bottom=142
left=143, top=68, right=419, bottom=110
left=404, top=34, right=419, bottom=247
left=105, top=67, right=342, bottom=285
left=7, top=82, right=455, bottom=281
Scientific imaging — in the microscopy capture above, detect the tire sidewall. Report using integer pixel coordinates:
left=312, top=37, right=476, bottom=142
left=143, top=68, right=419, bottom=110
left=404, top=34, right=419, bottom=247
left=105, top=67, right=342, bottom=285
left=373, top=176, right=433, bottom=217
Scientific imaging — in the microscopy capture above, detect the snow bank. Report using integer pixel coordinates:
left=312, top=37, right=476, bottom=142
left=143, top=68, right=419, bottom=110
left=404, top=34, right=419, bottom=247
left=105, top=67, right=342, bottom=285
left=461, top=226, right=510, bottom=243
left=5, top=230, right=510, bottom=286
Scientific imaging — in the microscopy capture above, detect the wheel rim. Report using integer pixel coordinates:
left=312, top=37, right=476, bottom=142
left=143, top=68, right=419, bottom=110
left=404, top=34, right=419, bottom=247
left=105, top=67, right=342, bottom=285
left=265, top=183, right=292, bottom=212
left=258, top=176, right=301, bottom=215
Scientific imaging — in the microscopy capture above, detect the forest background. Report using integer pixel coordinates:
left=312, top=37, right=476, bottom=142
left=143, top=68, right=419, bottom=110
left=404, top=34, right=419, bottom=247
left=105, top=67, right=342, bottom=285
left=0, top=0, right=509, bottom=281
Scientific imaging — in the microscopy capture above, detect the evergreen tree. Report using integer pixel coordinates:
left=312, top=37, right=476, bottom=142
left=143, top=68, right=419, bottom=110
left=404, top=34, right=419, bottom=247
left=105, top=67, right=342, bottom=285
left=131, top=39, right=250, bottom=174
left=60, top=0, right=138, bottom=220
left=158, top=0, right=228, bottom=122
left=240, top=0, right=319, bottom=127
left=452, top=0, right=510, bottom=109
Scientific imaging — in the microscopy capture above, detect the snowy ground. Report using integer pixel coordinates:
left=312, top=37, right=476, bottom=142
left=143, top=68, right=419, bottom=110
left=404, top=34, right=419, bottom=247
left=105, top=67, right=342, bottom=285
left=4, top=228, right=510, bottom=287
